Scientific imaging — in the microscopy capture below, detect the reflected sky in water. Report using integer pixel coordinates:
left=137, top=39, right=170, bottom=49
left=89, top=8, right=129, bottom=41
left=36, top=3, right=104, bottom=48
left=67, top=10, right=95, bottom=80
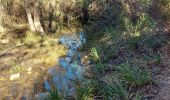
left=45, top=32, right=86, bottom=96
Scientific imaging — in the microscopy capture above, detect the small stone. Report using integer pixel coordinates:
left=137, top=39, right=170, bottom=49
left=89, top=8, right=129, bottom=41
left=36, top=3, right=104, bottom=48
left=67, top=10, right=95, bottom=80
left=10, top=73, right=20, bottom=80
left=81, top=55, right=90, bottom=65
left=41, top=67, right=45, bottom=70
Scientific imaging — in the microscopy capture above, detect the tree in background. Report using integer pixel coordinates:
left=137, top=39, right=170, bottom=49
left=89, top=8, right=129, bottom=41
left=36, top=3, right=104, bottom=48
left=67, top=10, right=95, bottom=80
left=24, top=0, right=45, bottom=35
left=0, top=1, right=6, bottom=32
left=0, top=0, right=170, bottom=34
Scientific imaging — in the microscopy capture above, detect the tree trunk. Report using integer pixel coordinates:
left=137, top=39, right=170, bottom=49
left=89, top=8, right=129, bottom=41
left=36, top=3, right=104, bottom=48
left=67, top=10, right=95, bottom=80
left=33, top=1, right=45, bottom=35
left=25, top=7, right=36, bottom=32
left=0, top=3, right=6, bottom=33
left=48, top=0, right=55, bottom=32
left=24, top=0, right=45, bottom=35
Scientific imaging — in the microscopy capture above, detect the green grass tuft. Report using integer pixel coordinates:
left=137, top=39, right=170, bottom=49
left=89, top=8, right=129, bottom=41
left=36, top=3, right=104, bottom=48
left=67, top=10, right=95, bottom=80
left=24, top=31, right=42, bottom=45
left=116, top=63, right=151, bottom=86
left=75, top=85, right=92, bottom=100
left=48, top=89, right=63, bottom=100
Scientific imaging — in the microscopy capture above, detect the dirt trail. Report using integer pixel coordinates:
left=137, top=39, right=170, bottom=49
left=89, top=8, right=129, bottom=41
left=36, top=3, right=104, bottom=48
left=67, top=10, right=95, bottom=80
left=155, top=44, right=170, bottom=100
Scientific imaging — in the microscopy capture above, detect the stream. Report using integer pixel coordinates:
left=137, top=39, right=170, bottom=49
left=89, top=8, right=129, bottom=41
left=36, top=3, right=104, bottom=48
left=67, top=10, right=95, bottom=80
left=44, top=32, right=86, bottom=97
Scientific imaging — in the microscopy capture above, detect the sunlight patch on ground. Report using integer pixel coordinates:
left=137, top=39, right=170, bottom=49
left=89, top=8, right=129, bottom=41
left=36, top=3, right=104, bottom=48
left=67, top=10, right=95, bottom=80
left=0, top=28, right=82, bottom=99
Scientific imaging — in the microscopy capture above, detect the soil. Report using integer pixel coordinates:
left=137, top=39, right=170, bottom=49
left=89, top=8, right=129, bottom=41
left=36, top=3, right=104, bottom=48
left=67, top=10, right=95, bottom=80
left=153, top=44, right=170, bottom=100
left=0, top=32, right=67, bottom=99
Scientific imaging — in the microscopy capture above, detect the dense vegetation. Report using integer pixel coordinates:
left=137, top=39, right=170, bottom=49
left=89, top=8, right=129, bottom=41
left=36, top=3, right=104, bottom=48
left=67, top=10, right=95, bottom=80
left=0, top=0, right=170, bottom=100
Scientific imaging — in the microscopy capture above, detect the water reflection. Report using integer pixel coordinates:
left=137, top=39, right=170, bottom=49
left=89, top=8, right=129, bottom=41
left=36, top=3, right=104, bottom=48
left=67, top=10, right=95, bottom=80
left=45, top=32, right=86, bottom=96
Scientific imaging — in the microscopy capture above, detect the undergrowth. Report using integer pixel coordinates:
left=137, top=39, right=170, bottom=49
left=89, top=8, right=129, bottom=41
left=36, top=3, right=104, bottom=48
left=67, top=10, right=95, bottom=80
left=24, top=31, right=42, bottom=45
left=16, top=1, right=167, bottom=100
left=0, top=0, right=169, bottom=99
left=116, top=63, right=151, bottom=86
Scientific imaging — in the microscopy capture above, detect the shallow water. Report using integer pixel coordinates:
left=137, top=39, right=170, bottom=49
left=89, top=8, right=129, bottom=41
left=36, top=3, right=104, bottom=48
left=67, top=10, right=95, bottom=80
left=45, top=32, right=86, bottom=96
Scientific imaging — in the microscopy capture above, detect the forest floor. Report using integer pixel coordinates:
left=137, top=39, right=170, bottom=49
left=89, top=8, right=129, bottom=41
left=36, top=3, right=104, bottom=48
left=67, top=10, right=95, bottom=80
left=0, top=28, right=80, bottom=99
left=0, top=25, right=169, bottom=99
left=154, top=44, right=170, bottom=100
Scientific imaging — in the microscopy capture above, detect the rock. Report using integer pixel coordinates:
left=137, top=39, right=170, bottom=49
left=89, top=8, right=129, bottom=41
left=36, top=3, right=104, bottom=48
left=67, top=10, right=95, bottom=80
left=35, top=92, right=50, bottom=100
left=81, top=55, right=90, bottom=65
left=10, top=73, right=20, bottom=81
